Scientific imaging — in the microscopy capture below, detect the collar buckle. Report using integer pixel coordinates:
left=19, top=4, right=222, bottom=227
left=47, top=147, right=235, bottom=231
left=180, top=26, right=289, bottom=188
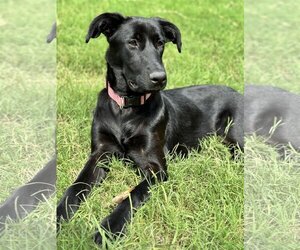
left=123, top=95, right=144, bottom=108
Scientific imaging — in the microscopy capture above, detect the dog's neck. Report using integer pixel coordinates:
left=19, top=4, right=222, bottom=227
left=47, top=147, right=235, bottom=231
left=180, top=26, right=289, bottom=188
left=106, top=63, right=152, bottom=109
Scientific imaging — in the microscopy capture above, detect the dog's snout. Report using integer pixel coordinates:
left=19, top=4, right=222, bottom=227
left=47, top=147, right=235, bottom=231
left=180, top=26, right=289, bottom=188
left=150, top=71, right=166, bottom=85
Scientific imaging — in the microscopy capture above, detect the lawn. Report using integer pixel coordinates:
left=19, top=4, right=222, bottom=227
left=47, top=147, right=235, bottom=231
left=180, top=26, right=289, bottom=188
left=0, top=0, right=56, bottom=248
left=245, top=0, right=300, bottom=93
left=244, top=136, right=300, bottom=249
left=57, top=0, right=244, bottom=249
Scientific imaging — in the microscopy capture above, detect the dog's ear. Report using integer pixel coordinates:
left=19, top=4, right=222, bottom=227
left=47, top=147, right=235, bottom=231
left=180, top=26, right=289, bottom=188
left=86, top=13, right=125, bottom=43
left=157, top=19, right=182, bottom=53
left=46, top=22, right=56, bottom=43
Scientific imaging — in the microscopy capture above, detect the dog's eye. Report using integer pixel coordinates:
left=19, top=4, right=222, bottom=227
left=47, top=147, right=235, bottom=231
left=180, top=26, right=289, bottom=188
left=128, top=39, right=138, bottom=48
left=156, top=40, right=164, bottom=48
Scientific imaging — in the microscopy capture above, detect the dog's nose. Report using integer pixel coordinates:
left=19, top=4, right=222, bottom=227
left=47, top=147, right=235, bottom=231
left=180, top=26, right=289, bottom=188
left=150, top=71, right=166, bottom=85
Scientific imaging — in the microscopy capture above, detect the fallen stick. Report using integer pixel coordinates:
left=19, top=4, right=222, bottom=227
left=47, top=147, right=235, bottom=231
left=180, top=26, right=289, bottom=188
left=112, top=187, right=134, bottom=204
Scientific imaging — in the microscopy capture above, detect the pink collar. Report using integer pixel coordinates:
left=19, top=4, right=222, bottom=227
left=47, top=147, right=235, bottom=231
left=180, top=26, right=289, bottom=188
left=107, top=81, right=151, bottom=109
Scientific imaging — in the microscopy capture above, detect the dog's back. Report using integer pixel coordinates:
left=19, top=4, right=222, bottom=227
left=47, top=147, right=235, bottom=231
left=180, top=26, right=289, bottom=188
left=245, top=85, right=300, bottom=149
left=162, top=85, right=244, bottom=152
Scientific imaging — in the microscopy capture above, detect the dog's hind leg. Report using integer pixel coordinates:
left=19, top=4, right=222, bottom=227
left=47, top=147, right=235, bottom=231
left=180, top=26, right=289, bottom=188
left=57, top=147, right=116, bottom=228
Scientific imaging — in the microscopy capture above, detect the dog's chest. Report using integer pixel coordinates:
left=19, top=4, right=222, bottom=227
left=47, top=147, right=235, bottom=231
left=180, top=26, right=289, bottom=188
left=96, top=111, right=150, bottom=150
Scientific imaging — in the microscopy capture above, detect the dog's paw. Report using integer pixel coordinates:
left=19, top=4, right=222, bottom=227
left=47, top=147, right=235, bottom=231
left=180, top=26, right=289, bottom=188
left=93, top=211, right=128, bottom=247
left=93, top=222, right=124, bottom=247
left=94, top=230, right=103, bottom=246
left=93, top=230, right=112, bottom=248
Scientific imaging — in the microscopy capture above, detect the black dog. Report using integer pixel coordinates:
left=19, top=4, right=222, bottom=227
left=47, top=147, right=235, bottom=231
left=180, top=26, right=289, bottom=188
left=56, top=13, right=243, bottom=246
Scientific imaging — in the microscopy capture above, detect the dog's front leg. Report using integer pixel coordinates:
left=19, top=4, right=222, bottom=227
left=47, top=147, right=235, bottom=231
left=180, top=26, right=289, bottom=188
left=57, top=148, right=114, bottom=227
left=0, top=157, right=56, bottom=233
left=94, top=148, right=167, bottom=246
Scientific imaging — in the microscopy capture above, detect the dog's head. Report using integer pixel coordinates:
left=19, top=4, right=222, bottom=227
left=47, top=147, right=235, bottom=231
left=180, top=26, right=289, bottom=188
left=86, top=13, right=181, bottom=94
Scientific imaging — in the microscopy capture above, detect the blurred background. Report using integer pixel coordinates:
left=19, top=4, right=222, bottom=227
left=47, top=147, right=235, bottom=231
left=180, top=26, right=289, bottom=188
left=0, top=0, right=56, bottom=248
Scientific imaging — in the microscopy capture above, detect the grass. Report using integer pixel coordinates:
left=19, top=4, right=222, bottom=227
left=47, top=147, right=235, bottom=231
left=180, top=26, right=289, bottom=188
left=0, top=0, right=56, bottom=248
left=57, top=0, right=244, bottom=249
left=245, top=0, right=300, bottom=93
left=58, top=138, right=243, bottom=249
left=245, top=136, right=300, bottom=249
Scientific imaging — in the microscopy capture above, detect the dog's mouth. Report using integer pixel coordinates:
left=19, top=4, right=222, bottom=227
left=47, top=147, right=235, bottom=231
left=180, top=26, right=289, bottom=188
left=122, top=74, right=139, bottom=92
left=127, top=78, right=166, bottom=94
left=127, top=79, right=144, bottom=93
left=128, top=80, right=136, bottom=89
